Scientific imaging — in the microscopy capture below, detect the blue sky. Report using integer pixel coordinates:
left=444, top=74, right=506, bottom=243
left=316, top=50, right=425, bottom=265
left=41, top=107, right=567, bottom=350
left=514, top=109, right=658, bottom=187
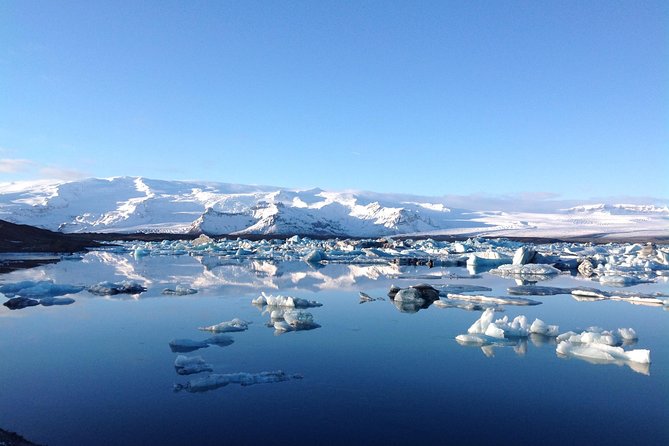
left=1, top=0, right=667, bottom=202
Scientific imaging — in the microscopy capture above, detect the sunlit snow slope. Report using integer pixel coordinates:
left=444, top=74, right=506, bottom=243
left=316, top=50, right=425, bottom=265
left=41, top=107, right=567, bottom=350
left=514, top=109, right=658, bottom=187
left=0, top=177, right=667, bottom=238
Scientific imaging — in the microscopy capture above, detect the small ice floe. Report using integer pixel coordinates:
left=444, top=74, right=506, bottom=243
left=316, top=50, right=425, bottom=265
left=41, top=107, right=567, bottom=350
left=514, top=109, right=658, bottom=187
left=273, top=310, right=320, bottom=333
left=3, top=297, right=40, bottom=310
left=358, top=292, right=385, bottom=303
left=555, top=327, right=638, bottom=346
left=39, top=296, right=75, bottom=306
left=252, top=292, right=322, bottom=308
left=556, top=339, right=650, bottom=374
left=87, top=281, right=147, bottom=296
left=489, top=264, right=561, bottom=280
left=446, top=293, right=541, bottom=306
left=571, top=288, right=668, bottom=306
left=174, top=370, right=302, bottom=393
left=466, top=251, right=513, bottom=269
left=433, top=298, right=503, bottom=312
left=437, top=284, right=492, bottom=294
left=198, top=318, right=251, bottom=333
left=169, top=335, right=234, bottom=353
left=162, top=285, right=198, bottom=295
left=174, top=355, right=213, bottom=375
left=507, top=286, right=574, bottom=296
left=0, top=280, right=84, bottom=298
left=598, top=275, right=652, bottom=286
left=303, top=249, right=327, bottom=264
left=464, top=308, right=558, bottom=339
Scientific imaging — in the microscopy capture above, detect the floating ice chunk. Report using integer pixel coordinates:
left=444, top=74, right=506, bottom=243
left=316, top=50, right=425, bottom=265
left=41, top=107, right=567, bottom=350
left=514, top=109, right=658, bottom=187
left=174, top=355, right=213, bottom=375
left=433, top=298, right=503, bottom=312
left=437, top=284, right=492, bottom=294
left=303, top=249, right=327, bottom=264
left=198, top=318, right=251, bottom=333
left=529, top=319, right=559, bottom=336
left=484, top=323, right=505, bottom=339
left=204, top=334, right=235, bottom=347
left=359, top=292, right=384, bottom=303
left=463, top=308, right=556, bottom=340
left=169, top=335, right=234, bottom=352
left=87, top=281, right=147, bottom=296
left=556, top=341, right=650, bottom=364
left=570, top=288, right=667, bottom=306
left=174, top=370, right=302, bottom=393
left=466, top=251, right=512, bottom=267
left=507, top=286, right=573, bottom=296
left=0, top=280, right=84, bottom=298
left=252, top=292, right=322, bottom=308
left=455, top=333, right=517, bottom=346
left=3, top=297, right=40, bottom=310
left=447, top=293, right=541, bottom=306
left=279, top=310, right=320, bottom=331
left=616, top=328, right=637, bottom=341
left=39, top=296, right=75, bottom=306
left=490, top=264, right=560, bottom=277
left=169, top=339, right=210, bottom=353
left=599, top=275, right=651, bottom=286
left=467, top=308, right=496, bottom=334
left=513, top=246, right=536, bottom=265
left=162, top=285, right=198, bottom=295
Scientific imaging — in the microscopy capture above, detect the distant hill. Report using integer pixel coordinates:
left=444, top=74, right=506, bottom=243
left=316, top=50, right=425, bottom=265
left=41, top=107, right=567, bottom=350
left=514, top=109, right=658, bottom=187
left=0, top=219, right=99, bottom=252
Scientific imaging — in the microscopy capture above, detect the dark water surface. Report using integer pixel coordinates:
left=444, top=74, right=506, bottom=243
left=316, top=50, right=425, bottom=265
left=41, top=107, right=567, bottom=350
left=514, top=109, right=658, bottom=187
left=0, top=253, right=667, bottom=445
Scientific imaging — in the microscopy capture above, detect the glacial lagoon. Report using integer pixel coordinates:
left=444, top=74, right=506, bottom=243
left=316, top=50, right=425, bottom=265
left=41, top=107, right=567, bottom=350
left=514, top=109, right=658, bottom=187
left=0, top=238, right=667, bottom=445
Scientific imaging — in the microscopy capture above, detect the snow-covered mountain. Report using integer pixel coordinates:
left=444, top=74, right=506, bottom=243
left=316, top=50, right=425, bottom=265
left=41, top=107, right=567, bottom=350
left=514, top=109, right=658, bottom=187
left=0, top=177, right=667, bottom=238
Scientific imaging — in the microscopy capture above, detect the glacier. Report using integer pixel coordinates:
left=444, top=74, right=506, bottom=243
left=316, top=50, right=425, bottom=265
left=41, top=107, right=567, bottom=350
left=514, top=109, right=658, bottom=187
left=1, top=176, right=667, bottom=238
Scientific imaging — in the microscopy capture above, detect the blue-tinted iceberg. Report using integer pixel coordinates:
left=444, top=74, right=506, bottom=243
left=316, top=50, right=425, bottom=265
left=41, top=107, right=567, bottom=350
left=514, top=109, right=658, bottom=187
left=198, top=318, right=250, bottom=333
left=174, top=370, right=302, bottom=392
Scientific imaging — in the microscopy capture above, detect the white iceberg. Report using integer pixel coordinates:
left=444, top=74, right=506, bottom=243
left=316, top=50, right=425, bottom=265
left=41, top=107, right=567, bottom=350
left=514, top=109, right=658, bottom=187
left=274, top=310, right=320, bottom=332
left=0, top=280, right=84, bottom=298
left=252, top=292, right=322, bottom=308
left=464, top=308, right=558, bottom=339
left=447, top=293, right=541, bottom=306
left=490, top=264, right=560, bottom=277
left=556, top=341, right=650, bottom=365
left=198, top=318, right=251, bottom=333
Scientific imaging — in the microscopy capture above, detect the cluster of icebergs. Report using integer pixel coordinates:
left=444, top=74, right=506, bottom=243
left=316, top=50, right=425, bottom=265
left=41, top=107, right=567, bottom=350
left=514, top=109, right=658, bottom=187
left=252, top=293, right=322, bottom=334
left=0, top=280, right=82, bottom=309
left=172, top=311, right=308, bottom=392
left=113, top=236, right=669, bottom=289
left=456, top=308, right=651, bottom=374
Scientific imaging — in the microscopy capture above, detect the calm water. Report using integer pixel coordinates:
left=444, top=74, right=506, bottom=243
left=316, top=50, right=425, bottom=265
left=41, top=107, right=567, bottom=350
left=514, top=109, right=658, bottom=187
left=1, top=251, right=667, bottom=445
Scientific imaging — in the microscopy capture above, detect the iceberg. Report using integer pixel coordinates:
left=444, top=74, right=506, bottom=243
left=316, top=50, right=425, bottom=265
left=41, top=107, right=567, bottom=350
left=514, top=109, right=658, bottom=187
left=198, top=318, right=251, bottom=333
left=0, top=280, right=84, bottom=298
left=556, top=341, right=650, bottom=370
left=174, top=370, right=302, bottom=393
left=39, top=296, right=75, bottom=306
left=174, top=355, right=213, bottom=375
left=463, top=308, right=558, bottom=338
left=489, top=264, right=561, bottom=278
left=274, top=310, right=320, bottom=332
left=87, top=281, right=147, bottom=296
left=507, top=285, right=574, bottom=296
left=252, top=292, right=322, bottom=308
left=446, top=293, right=541, bottom=306
left=433, top=298, right=503, bottom=312
left=162, top=285, right=198, bottom=295
left=169, top=335, right=234, bottom=353
left=359, top=292, right=384, bottom=303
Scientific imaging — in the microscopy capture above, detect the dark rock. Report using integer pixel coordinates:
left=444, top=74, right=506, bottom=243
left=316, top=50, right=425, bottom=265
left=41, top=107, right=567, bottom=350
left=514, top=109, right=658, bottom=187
left=3, top=297, right=39, bottom=310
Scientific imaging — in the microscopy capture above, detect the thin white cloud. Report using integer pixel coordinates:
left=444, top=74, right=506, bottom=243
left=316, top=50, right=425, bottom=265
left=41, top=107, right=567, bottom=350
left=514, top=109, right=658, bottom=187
left=0, top=158, right=34, bottom=173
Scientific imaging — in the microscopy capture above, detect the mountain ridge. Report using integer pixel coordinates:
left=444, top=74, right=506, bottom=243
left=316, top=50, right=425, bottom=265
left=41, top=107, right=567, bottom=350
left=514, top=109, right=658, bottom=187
left=1, top=176, right=667, bottom=238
